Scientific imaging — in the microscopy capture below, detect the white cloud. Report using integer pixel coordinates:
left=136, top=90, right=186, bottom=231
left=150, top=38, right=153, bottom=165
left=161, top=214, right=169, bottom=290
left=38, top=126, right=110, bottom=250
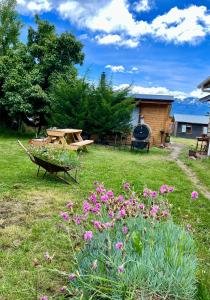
left=96, top=34, right=139, bottom=48
left=17, top=0, right=51, bottom=13
left=115, top=84, right=209, bottom=100
left=17, top=1, right=210, bottom=46
left=134, top=0, right=151, bottom=12
left=105, top=65, right=125, bottom=72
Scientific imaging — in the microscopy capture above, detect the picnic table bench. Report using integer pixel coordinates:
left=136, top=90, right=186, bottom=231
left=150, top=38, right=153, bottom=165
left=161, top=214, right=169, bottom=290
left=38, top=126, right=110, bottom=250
left=30, top=128, right=94, bottom=151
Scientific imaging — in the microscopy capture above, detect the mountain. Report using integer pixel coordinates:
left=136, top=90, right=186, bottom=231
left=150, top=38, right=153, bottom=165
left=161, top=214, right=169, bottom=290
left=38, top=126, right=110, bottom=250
left=172, top=97, right=209, bottom=116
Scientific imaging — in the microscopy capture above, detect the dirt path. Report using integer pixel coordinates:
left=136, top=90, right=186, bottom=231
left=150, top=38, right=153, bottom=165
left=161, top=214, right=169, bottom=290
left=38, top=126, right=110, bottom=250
left=169, top=143, right=210, bottom=200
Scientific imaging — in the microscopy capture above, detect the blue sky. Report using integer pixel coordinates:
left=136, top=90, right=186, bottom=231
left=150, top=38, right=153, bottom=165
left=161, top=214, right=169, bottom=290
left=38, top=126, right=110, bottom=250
left=17, top=0, right=210, bottom=99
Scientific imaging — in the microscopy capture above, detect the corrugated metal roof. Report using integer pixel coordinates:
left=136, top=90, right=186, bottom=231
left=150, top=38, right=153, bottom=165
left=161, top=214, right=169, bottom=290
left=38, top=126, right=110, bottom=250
left=132, top=94, right=174, bottom=102
left=174, top=114, right=209, bottom=125
left=199, top=94, right=210, bottom=102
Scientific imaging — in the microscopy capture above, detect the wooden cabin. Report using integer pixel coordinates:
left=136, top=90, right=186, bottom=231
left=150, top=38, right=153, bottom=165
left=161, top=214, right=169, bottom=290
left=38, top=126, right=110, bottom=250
left=131, top=94, right=174, bottom=146
left=173, top=114, right=209, bottom=139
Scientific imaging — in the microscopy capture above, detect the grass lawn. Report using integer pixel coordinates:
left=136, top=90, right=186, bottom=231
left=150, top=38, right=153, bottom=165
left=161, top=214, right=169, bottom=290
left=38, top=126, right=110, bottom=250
left=0, top=131, right=210, bottom=299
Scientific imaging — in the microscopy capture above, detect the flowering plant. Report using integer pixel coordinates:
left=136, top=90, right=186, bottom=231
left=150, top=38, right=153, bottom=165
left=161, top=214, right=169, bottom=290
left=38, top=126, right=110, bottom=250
left=57, top=182, right=197, bottom=300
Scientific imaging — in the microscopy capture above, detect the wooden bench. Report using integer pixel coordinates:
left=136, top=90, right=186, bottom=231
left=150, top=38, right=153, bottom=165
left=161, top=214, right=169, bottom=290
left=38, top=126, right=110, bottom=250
left=70, top=140, right=94, bottom=150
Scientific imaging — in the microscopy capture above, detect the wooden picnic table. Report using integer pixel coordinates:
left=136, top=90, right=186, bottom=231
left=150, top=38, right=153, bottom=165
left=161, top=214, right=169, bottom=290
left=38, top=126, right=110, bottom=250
left=30, top=128, right=94, bottom=151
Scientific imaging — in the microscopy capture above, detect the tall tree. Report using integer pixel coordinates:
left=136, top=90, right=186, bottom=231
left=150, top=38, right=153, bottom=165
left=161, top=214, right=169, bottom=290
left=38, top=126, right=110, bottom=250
left=0, top=14, right=84, bottom=131
left=0, top=0, right=22, bottom=56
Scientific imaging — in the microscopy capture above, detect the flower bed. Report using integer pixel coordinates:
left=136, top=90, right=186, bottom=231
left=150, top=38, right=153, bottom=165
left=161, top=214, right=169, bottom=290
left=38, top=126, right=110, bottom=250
left=29, top=146, right=80, bottom=168
left=57, top=183, right=197, bottom=300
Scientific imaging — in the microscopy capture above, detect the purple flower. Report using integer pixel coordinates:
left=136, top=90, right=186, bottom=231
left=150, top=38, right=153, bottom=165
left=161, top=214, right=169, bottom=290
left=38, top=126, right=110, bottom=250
left=108, top=210, right=114, bottom=218
left=91, top=203, right=101, bottom=214
left=118, top=265, right=124, bottom=273
left=60, top=286, right=67, bottom=293
left=119, top=208, right=126, bottom=218
left=115, top=242, right=123, bottom=250
left=117, top=195, right=124, bottom=202
left=83, top=201, right=91, bottom=213
left=106, top=190, right=114, bottom=198
left=66, top=201, right=73, bottom=209
left=143, top=188, right=150, bottom=198
left=93, top=220, right=101, bottom=230
left=191, top=191, right=199, bottom=200
left=150, top=191, right=158, bottom=198
left=96, top=186, right=106, bottom=194
left=89, top=193, right=97, bottom=204
left=40, top=296, right=48, bottom=300
left=151, top=205, right=159, bottom=213
left=162, top=210, right=169, bottom=217
left=139, top=203, right=145, bottom=210
left=84, top=231, right=93, bottom=240
left=123, top=182, right=130, bottom=190
left=68, top=273, right=76, bottom=281
left=101, top=194, right=109, bottom=202
left=104, top=222, right=112, bottom=228
left=168, top=186, right=174, bottom=193
left=122, top=226, right=128, bottom=234
left=160, top=184, right=168, bottom=194
left=60, top=211, right=69, bottom=221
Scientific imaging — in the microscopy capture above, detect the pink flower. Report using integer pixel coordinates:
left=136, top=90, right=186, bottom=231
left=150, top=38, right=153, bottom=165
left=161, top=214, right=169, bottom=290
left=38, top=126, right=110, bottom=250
left=96, top=186, right=106, bottom=194
left=162, top=210, right=169, bottom=217
left=83, top=201, right=91, bottom=213
left=93, top=220, right=101, bottom=230
left=60, top=211, right=69, bottom=221
left=122, top=226, right=128, bottom=234
left=150, top=205, right=159, bottom=217
left=115, top=242, right=123, bottom=250
left=151, top=205, right=159, bottom=213
left=118, top=265, right=124, bottom=273
left=106, top=190, right=114, bottom=198
left=89, top=193, right=97, bottom=204
left=60, top=286, right=67, bottom=293
left=101, top=194, right=109, bottom=202
left=160, top=184, right=168, bottom=194
left=124, top=200, right=131, bottom=206
left=40, top=296, right=48, bottom=300
left=168, top=186, right=174, bottom=193
left=119, top=208, right=126, bottom=218
left=191, top=191, right=199, bottom=200
left=104, top=222, right=112, bottom=228
left=150, top=191, right=158, bottom=198
left=66, top=201, right=73, bottom=209
left=84, top=231, right=93, bottom=240
left=68, top=273, right=76, bottom=281
left=123, top=182, right=130, bottom=190
left=91, top=203, right=101, bottom=214
left=108, top=210, right=114, bottom=218
left=143, top=188, right=150, bottom=198
left=117, top=195, right=124, bottom=202
left=139, top=203, right=145, bottom=210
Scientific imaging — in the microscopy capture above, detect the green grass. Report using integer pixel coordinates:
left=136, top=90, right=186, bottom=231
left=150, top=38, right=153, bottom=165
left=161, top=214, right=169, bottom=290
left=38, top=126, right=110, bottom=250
left=171, top=136, right=197, bottom=147
left=0, top=132, right=210, bottom=299
left=179, top=143, right=210, bottom=192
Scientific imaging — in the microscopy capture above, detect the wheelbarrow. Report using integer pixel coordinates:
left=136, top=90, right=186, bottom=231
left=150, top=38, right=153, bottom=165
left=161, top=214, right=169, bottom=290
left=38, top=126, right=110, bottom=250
left=18, top=140, right=79, bottom=185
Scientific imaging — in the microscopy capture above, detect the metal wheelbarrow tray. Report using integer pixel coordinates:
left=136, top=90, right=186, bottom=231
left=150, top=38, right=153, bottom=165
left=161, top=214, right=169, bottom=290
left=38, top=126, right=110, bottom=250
left=18, top=140, right=79, bottom=185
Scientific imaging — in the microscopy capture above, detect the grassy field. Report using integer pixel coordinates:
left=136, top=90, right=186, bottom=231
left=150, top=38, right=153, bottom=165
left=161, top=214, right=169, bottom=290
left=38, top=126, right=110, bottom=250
left=0, top=132, right=210, bottom=299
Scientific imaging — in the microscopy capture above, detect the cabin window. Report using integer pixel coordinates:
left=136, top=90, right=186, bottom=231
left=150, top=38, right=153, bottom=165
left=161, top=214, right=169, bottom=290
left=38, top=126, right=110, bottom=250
left=181, top=124, right=192, bottom=134
left=186, top=125, right=192, bottom=134
left=181, top=125, right=186, bottom=133
left=203, top=126, right=208, bottom=135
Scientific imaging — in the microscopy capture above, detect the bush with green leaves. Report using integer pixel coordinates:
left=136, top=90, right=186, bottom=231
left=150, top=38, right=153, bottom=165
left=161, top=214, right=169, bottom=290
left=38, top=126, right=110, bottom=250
left=58, top=183, right=197, bottom=300
left=29, top=146, right=80, bottom=169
